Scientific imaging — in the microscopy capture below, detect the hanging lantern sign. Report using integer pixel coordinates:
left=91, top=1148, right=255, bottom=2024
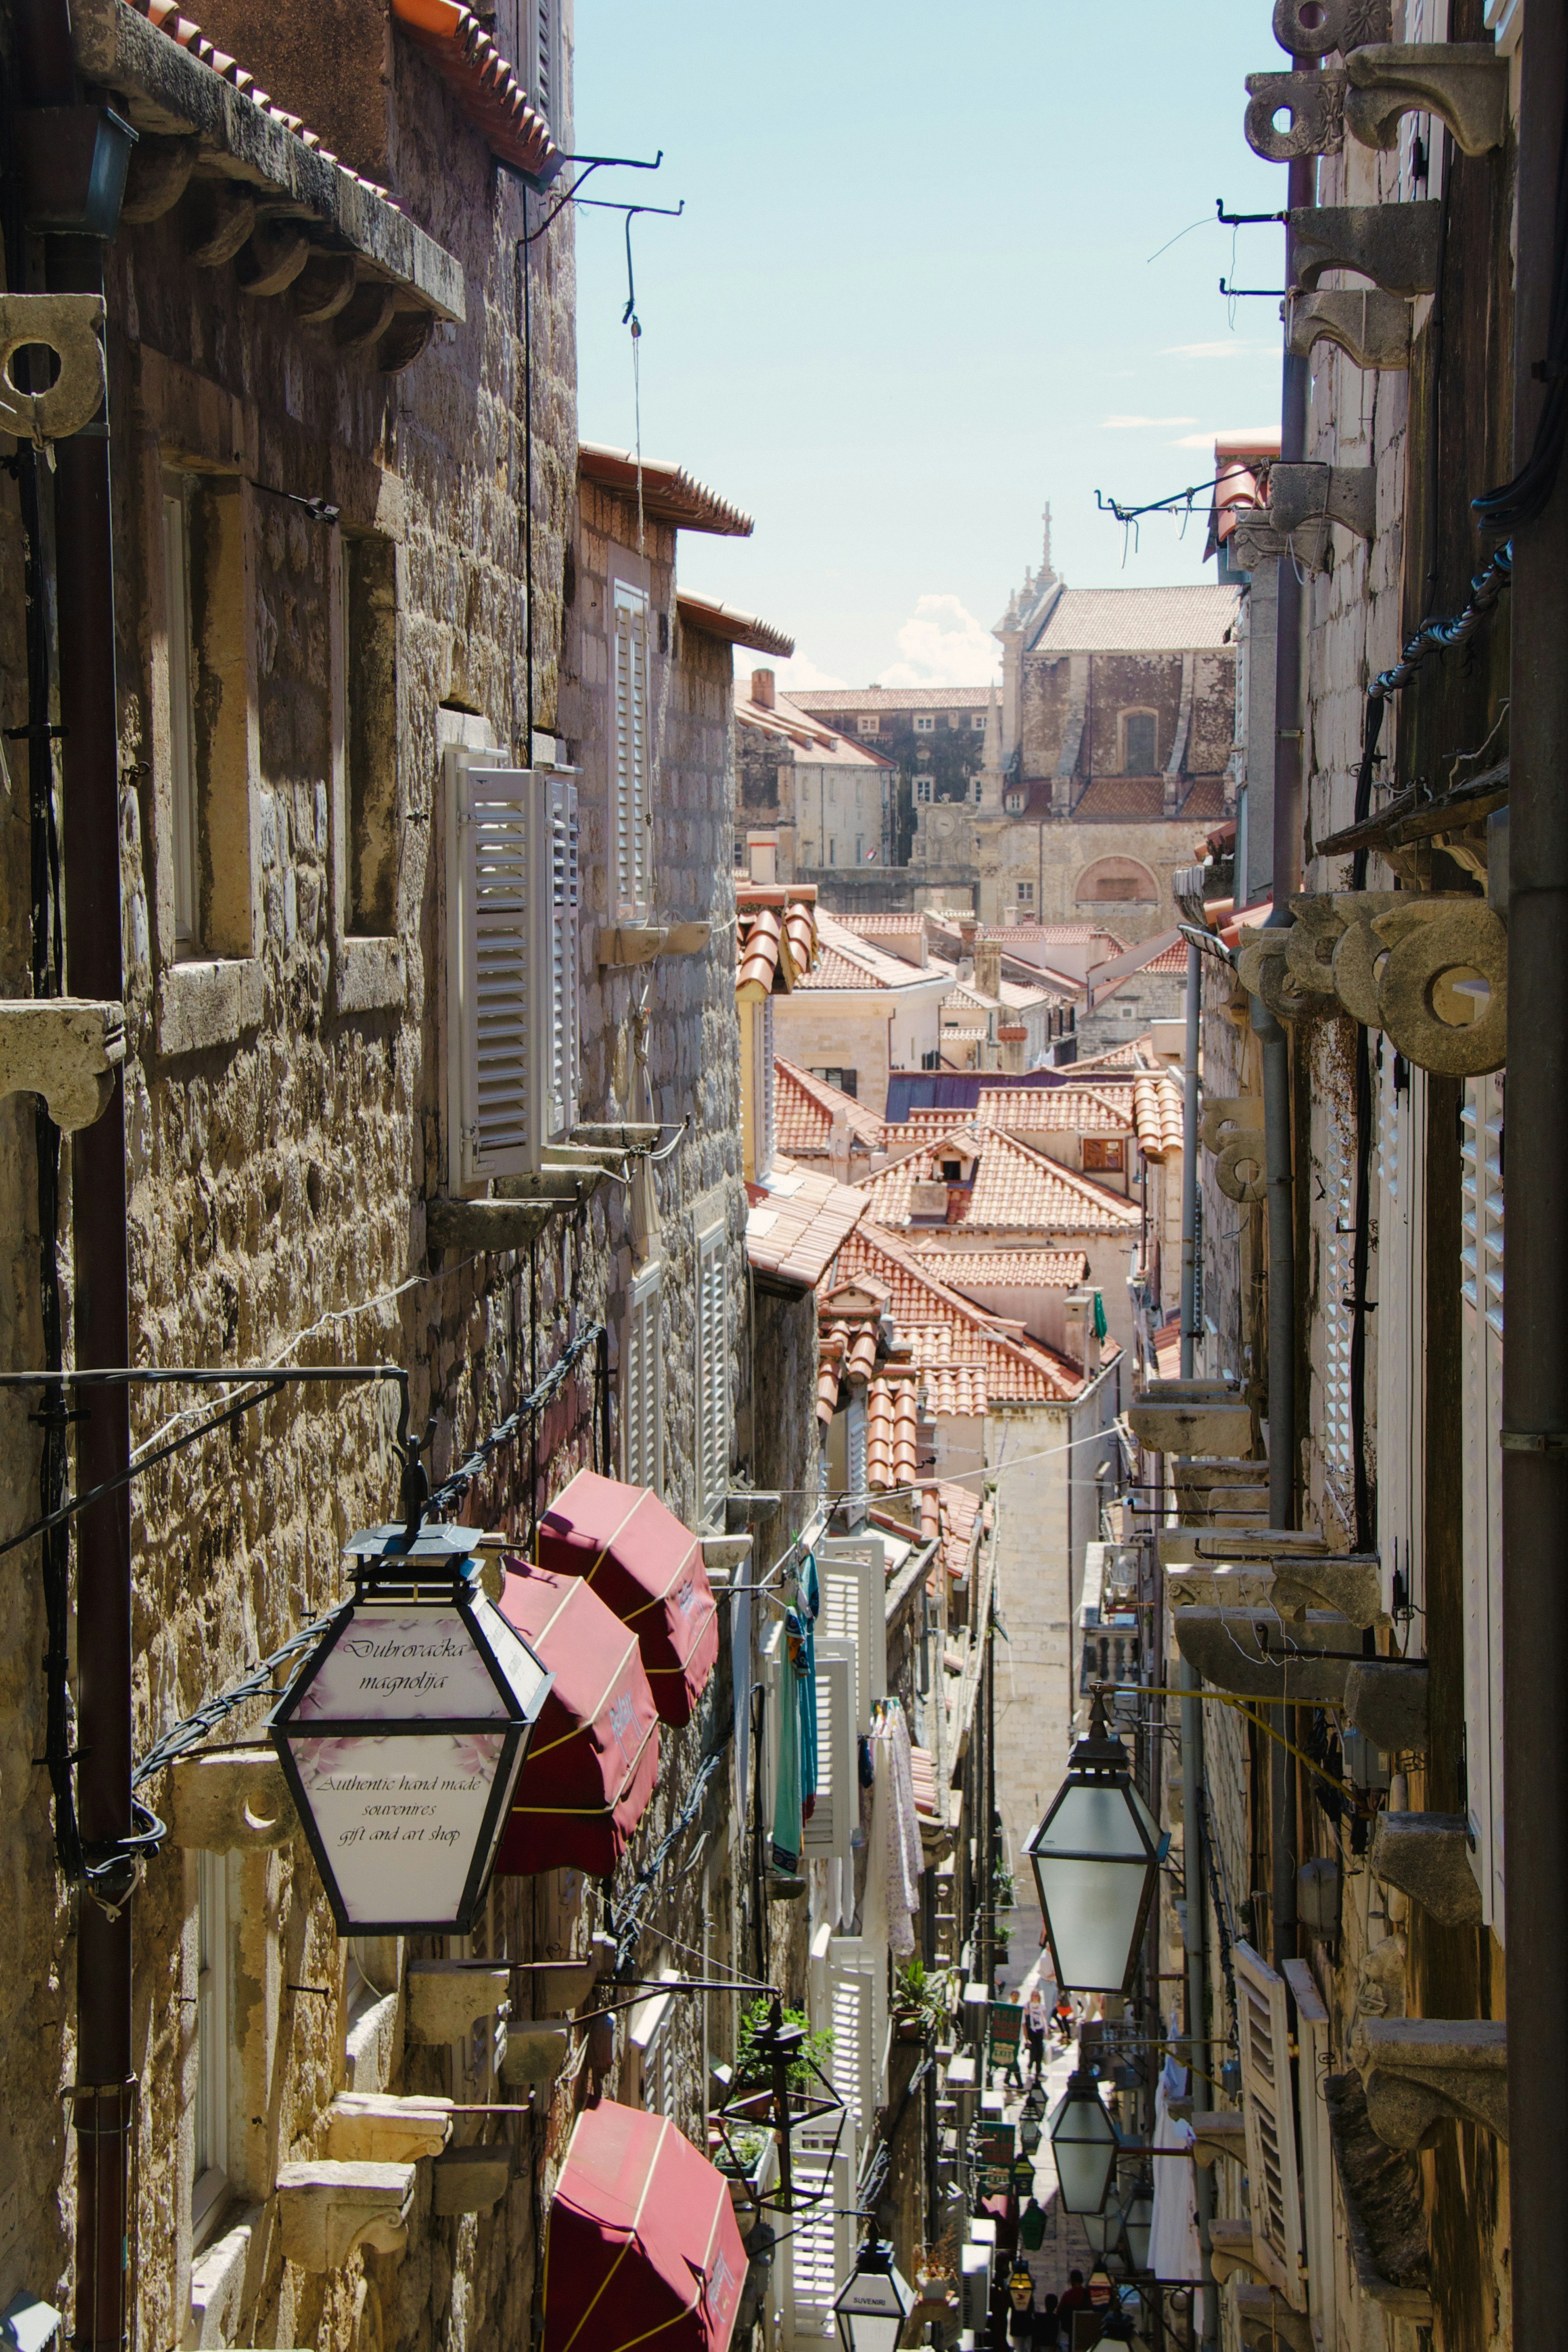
left=270, top=1523, right=552, bottom=1934
left=1025, top=1686, right=1167, bottom=1995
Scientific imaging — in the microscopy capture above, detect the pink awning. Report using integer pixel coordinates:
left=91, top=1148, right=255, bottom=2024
left=537, top=1472, right=720, bottom=1727
left=493, top=1563, right=659, bottom=1877
left=543, top=2102, right=746, bottom=2352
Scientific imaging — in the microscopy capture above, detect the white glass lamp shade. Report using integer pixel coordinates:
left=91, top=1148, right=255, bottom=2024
left=1081, top=2190, right=1125, bottom=2256
left=834, top=2247, right=913, bottom=2352
left=1047, top=2079, right=1120, bottom=2214
left=1123, top=2184, right=1155, bottom=2272
left=1027, top=1770, right=1162, bottom=1994
left=271, top=1582, right=552, bottom=1933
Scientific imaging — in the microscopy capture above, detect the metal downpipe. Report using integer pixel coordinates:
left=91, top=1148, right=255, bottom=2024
left=1253, top=996, right=1298, bottom=1964
left=1180, top=939, right=1201, bottom=1379
left=1178, top=1657, right=1218, bottom=2349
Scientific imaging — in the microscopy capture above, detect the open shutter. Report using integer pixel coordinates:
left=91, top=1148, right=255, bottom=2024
left=612, top=582, right=650, bottom=921
left=446, top=751, right=534, bottom=1185
left=823, top=1941, right=875, bottom=2161
left=801, top=1643, right=855, bottom=1866
left=624, top=1260, right=663, bottom=1493
left=1374, top=1049, right=1426, bottom=1624
left=539, top=772, right=579, bottom=1143
left=1319, top=1112, right=1355, bottom=1490
left=780, top=2141, right=853, bottom=2350
left=1461, top=1073, right=1506, bottom=1929
left=1281, top=1959, right=1332, bottom=2339
left=1234, top=1941, right=1305, bottom=2310
left=695, top=1223, right=729, bottom=1527
left=817, top=1538, right=887, bottom=1735
left=759, top=995, right=776, bottom=1181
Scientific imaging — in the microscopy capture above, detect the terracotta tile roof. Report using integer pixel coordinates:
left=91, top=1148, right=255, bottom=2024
left=792, top=917, right=942, bottom=995
left=735, top=686, right=892, bottom=766
left=906, top=1244, right=1091, bottom=1289
left=855, top=1124, right=1141, bottom=1235
left=825, top=1224, right=1084, bottom=1412
left=793, top=687, right=996, bottom=713
left=1068, top=1036, right=1163, bottom=1072
left=807, top=942, right=891, bottom=989
left=679, top=594, right=793, bottom=659
left=735, top=885, right=819, bottom=1001
left=745, top=1157, right=867, bottom=1292
left=866, top=1370, right=920, bottom=1492
left=837, top=913, right=931, bottom=948
left=939, top=1024, right=987, bottom=1043
left=578, top=443, right=753, bottom=537
left=921, top=1479, right=985, bottom=1581
left=1154, top=1314, right=1183, bottom=1378
left=978, top=924, right=1128, bottom=953
left=1132, top=1071, right=1185, bottom=1159
left=391, top=0, right=560, bottom=183
left=774, top=1059, right=886, bottom=1158
left=1028, top=584, right=1241, bottom=654
left=970, top=1087, right=1132, bottom=1136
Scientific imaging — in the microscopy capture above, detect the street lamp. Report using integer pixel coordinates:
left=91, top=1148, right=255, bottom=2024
left=833, top=2239, right=913, bottom=2352
left=271, top=1521, right=552, bottom=1933
left=1025, top=1687, right=1166, bottom=1994
left=1047, top=2070, right=1121, bottom=2214
left=1122, top=2179, right=1155, bottom=2274
left=1081, top=2183, right=1126, bottom=2258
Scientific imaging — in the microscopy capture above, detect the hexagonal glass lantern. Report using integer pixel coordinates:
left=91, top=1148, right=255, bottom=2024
left=1025, top=1689, right=1166, bottom=1995
left=270, top=1524, right=552, bottom=1933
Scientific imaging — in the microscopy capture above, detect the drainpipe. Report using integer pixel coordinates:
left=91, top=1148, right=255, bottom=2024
left=15, top=7, right=135, bottom=2343
left=1271, top=96, right=1316, bottom=913
left=1502, top=14, right=1568, bottom=2347
left=1179, top=940, right=1201, bottom=1377
left=1178, top=1657, right=1218, bottom=2351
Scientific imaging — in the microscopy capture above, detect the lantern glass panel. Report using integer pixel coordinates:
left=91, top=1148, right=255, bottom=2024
left=1124, top=2188, right=1154, bottom=2272
left=1048, top=2088, right=1119, bottom=2214
left=1029, top=1777, right=1159, bottom=1993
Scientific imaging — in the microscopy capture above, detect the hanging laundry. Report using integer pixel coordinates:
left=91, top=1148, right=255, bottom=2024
left=873, top=1697, right=923, bottom=1956
left=794, top=1551, right=820, bottom=1823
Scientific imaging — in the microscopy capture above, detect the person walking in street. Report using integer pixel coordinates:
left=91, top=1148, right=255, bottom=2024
left=1025, top=1983, right=1048, bottom=2078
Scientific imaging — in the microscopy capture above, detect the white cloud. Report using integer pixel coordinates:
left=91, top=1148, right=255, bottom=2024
left=878, top=594, right=999, bottom=689
left=771, top=650, right=849, bottom=693
left=1100, top=413, right=1199, bottom=429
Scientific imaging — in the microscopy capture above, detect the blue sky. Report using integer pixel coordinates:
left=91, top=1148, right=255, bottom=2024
left=572, top=3, right=1290, bottom=690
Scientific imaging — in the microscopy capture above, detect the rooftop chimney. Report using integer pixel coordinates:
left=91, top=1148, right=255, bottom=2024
left=751, top=668, right=776, bottom=709
left=748, top=830, right=778, bottom=885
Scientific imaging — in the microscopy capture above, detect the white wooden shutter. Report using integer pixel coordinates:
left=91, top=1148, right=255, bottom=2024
left=1461, top=1073, right=1506, bottom=1929
left=624, top=1260, right=663, bottom=1493
left=759, top=995, right=777, bottom=1180
left=1233, top=1941, right=1305, bottom=2310
left=822, top=1941, right=875, bottom=2161
left=445, top=754, right=577, bottom=1185
left=446, top=751, right=534, bottom=1185
left=1374, top=1049, right=1426, bottom=1624
left=1281, top=1959, right=1332, bottom=2340
left=817, top=1538, right=887, bottom=1735
left=612, top=581, right=651, bottom=921
left=1319, top=1113, right=1355, bottom=1487
left=696, top=1221, right=728, bottom=1527
left=845, top=1394, right=868, bottom=1528
left=801, top=1643, right=855, bottom=1867
left=540, top=772, right=580, bottom=1143
left=780, top=2141, right=853, bottom=2350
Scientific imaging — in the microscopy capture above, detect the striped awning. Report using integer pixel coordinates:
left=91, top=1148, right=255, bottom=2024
left=543, top=2102, right=746, bottom=2352
left=537, top=1472, right=719, bottom=1728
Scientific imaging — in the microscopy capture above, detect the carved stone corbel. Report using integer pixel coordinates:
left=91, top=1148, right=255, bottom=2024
left=1289, top=201, right=1443, bottom=296
left=405, top=1960, right=510, bottom=2046
left=1287, top=290, right=1412, bottom=371
left=293, top=252, right=360, bottom=324
left=1228, top=513, right=1330, bottom=575
left=1236, top=926, right=1325, bottom=1022
left=325, top=2094, right=452, bottom=2164
left=1344, top=45, right=1510, bottom=159
left=185, top=182, right=259, bottom=268
left=275, top=2160, right=416, bottom=2271
left=1191, top=1556, right=1384, bottom=1627
left=1373, top=900, right=1506, bottom=1076
left=1345, top=1659, right=1429, bottom=1756
left=1202, top=1098, right=1267, bottom=1205
left=599, top=925, right=668, bottom=967
left=168, top=1748, right=297, bottom=1851
left=1245, top=70, right=1347, bottom=161
left=119, top=133, right=199, bottom=224
left=1273, top=462, right=1377, bottom=541
left=1208, top=2220, right=1269, bottom=2290
left=1284, top=895, right=1351, bottom=1000
left=1272, top=0, right=1390, bottom=55
left=498, top=2019, right=572, bottom=2087
left=1128, top=1393, right=1254, bottom=1456
left=432, top=2143, right=512, bottom=2216
left=0, top=998, right=125, bottom=1131
left=0, top=294, right=107, bottom=442
left=1172, top=1608, right=1353, bottom=1704
left=236, top=221, right=312, bottom=300
left=1189, top=2111, right=1247, bottom=2168
left=1354, top=2018, right=1508, bottom=2150
left=1327, top=892, right=1408, bottom=1027
left=1233, top=2285, right=1314, bottom=2352
left=1368, top=1813, right=1482, bottom=1927
left=1354, top=1932, right=1407, bottom=2022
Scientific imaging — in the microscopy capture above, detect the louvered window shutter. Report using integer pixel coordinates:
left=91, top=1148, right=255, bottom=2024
left=1281, top=1960, right=1332, bottom=2337
left=821, top=1942, right=875, bottom=2163
left=624, top=1262, right=663, bottom=1493
left=532, top=0, right=555, bottom=125
left=1461, top=1074, right=1506, bottom=1927
left=780, top=2141, right=853, bottom=2350
left=1374, top=1050, right=1426, bottom=1623
left=759, top=995, right=776, bottom=1180
left=612, top=582, right=651, bottom=921
left=1320, top=1116, right=1354, bottom=1483
left=539, top=773, right=579, bottom=1143
left=695, top=1223, right=728, bottom=1527
left=817, top=1539, right=887, bottom=1735
left=802, top=1643, right=855, bottom=1867
left=1234, top=1941, right=1305, bottom=2309
left=846, top=1394, right=868, bottom=1529
left=445, top=751, right=534, bottom=1185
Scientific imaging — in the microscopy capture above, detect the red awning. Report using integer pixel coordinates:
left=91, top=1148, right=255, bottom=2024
left=537, top=1472, right=720, bottom=1728
left=543, top=2101, right=746, bottom=2352
left=493, top=1564, right=660, bottom=1877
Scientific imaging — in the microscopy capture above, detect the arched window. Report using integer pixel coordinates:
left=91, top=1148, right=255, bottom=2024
left=1076, top=855, right=1160, bottom=905
left=1119, top=708, right=1160, bottom=774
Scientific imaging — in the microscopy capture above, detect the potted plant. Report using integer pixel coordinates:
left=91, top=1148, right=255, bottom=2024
left=892, top=1960, right=950, bottom=2042
left=732, top=1997, right=834, bottom=2091
left=708, top=2120, right=780, bottom=2209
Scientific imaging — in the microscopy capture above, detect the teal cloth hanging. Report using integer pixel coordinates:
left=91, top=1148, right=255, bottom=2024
left=797, top=1551, right=820, bottom=1820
